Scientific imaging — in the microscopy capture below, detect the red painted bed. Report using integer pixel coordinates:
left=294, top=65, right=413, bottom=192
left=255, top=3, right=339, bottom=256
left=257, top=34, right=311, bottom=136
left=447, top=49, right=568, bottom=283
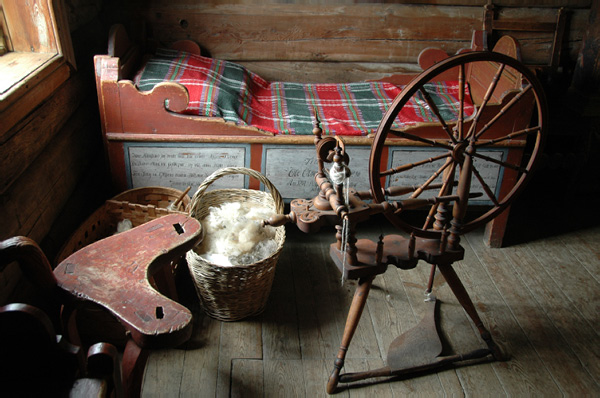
left=94, top=25, right=539, bottom=246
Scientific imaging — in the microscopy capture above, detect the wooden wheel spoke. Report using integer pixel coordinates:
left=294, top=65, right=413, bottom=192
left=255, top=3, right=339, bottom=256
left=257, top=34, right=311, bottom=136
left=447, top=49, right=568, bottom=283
left=458, top=64, right=466, bottom=140
left=381, top=152, right=450, bottom=177
left=422, top=202, right=441, bottom=231
left=466, top=63, right=506, bottom=140
left=422, top=161, right=457, bottom=230
left=471, top=164, right=499, bottom=205
left=410, top=158, right=453, bottom=199
left=388, top=129, right=453, bottom=150
left=442, top=161, right=457, bottom=196
left=471, top=152, right=528, bottom=173
left=474, top=84, right=533, bottom=141
left=418, top=88, right=458, bottom=144
left=385, top=182, right=447, bottom=197
left=475, top=125, right=541, bottom=147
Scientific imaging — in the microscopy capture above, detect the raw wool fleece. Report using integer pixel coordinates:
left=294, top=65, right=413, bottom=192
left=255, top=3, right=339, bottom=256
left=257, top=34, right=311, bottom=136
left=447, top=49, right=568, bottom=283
left=115, top=219, right=133, bottom=234
left=194, top=201, right=278, bottom=267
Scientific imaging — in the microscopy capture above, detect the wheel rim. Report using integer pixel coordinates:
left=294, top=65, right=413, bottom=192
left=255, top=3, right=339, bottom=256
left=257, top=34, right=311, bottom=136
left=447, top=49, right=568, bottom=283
left=369, top=51, right=548, bottom=239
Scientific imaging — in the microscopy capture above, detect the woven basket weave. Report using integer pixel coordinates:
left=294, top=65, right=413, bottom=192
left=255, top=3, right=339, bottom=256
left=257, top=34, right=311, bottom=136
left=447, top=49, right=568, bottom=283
left=111, top=186, right=191, bottom=211
left=186, top=167, right=286, bottom=321
left=56, top=186, right=191, bottom=264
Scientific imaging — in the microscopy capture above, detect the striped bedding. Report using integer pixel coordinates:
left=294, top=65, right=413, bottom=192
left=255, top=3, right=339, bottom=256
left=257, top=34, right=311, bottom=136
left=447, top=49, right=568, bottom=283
left=135, top=48, right=474, bottom=136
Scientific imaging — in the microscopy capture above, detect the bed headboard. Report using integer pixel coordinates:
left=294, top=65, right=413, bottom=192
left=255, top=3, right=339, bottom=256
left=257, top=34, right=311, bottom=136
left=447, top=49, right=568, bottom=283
left=107, top=24, right=141, bottom=81
left=468, top=35, right=523, bottom=106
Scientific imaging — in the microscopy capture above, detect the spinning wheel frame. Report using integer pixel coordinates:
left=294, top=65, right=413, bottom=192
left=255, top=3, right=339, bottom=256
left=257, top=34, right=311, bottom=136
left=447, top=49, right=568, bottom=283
left=262, top=51, right=546, bottom=394
left=369, top=51, right=548, bottom=239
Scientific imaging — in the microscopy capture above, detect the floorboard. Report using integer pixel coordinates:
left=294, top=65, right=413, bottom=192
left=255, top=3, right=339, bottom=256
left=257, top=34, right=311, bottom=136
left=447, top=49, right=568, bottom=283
left=263, top=359, right=305, bottom=397
left=262, top=239, right=302, bottom=360
left=231, top=359, right=263, bottom=397
left=465, top=232, right=568, bottom=395
left=179, top=314, right=220, bottom=396
left=141, top=215, right=600, bottom=397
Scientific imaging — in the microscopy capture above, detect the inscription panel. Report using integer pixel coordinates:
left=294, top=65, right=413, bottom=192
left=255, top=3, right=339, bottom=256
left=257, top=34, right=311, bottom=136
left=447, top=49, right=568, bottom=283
left=263, top=145, right=372, bottom=199
left=125, top=143, right=249, bottom=192
left=388, top=147, right=506, bottom=205
left=122, top=143, right=506, bottom=205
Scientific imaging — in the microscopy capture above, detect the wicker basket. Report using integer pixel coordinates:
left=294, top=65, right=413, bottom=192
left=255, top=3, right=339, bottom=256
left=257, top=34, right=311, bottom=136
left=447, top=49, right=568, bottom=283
left=186, top=167, right=286, bottom=321
left=111, top=186, right=191, bottom=211
left=56, top=186, right=191, bottom=264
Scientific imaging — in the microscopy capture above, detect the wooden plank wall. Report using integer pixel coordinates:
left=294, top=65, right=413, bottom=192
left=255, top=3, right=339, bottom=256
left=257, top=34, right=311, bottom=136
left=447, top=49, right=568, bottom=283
left=117, top=0, right=592, bottom=82
left=0, top=2, right=111, bottom=302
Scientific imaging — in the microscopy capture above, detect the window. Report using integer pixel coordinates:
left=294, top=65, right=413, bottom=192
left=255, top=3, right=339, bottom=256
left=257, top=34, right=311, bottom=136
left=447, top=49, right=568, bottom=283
left=0, top=22, right=6, bottom=55
left=0, top=0, right=75, bottom=136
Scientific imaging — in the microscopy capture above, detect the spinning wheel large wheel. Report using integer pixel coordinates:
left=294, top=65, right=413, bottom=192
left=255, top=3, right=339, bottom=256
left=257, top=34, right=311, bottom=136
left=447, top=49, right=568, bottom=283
left=369, top=51, right=548, bottom=239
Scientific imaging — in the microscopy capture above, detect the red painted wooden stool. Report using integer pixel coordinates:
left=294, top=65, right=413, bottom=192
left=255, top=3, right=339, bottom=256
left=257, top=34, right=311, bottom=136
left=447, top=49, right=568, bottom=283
left=54, top=214, right=203, bottom=397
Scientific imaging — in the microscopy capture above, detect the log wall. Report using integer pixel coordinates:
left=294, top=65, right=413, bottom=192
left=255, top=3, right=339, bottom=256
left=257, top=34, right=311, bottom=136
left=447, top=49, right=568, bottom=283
left=115, top=0, right=592, bottom=82
left=0, top=1, right=111, bottom=303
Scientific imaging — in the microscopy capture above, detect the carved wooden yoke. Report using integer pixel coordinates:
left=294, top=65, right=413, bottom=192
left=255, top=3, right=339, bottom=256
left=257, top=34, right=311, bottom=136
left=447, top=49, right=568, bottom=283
left=54, top=214, right=203, bottom=348
left=54, top=213, right=203, bottom=397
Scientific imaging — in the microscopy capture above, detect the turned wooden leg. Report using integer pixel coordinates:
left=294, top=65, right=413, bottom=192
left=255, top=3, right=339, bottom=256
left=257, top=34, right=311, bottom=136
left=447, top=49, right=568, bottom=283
left=425, top=264, right=437, bottom=295
left=436, top=263, right=505, bottom=360
left=327, top=276, right=375, bottom=394
left=122, top=338, right=150, bottom=398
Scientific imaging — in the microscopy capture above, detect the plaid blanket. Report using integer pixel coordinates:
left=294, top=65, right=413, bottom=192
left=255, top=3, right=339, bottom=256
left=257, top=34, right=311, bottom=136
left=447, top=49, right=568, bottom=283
left=135, top=48, right=474, bottom=136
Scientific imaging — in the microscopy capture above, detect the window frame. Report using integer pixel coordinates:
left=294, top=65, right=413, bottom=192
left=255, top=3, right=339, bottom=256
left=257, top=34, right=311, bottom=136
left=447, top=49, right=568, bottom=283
left=0, top=0, right=75, bottom=137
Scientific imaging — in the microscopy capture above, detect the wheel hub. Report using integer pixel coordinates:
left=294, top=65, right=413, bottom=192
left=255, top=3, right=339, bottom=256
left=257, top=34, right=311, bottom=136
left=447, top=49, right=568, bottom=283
left=451, top=141, right=468, bottom=163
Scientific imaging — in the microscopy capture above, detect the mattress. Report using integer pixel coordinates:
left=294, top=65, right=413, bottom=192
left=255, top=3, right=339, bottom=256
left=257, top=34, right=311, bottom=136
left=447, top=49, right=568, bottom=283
left=135, top=48, right=474, bottom=136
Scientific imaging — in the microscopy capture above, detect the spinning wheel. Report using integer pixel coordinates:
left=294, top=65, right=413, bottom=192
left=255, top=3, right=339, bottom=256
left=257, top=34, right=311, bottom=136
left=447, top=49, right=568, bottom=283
left=265, top=45, right=548, bottom=395
left=370, top=51, right=547, bottom=240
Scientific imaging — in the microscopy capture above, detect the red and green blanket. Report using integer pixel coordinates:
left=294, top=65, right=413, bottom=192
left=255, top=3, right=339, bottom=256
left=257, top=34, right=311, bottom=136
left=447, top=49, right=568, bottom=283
left=135, top=48, right=474, bottom=136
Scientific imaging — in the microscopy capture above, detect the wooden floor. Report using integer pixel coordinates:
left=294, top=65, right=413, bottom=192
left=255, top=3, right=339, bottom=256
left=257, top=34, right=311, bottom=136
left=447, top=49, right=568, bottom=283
left=141, top=207, right=600, bottom=397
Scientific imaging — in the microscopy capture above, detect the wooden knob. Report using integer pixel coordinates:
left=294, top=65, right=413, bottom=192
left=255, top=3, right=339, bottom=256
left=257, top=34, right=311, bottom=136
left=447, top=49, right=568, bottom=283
left=262, top=212, right=295, bottom=227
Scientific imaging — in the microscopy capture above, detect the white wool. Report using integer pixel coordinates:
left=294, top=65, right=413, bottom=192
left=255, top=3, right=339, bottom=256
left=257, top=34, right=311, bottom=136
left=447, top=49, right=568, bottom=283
left=195, top=201, right=278, bottom=266
left=200, top=253, right=233, bottom=267
left=115, top=219, right=133, bottom=234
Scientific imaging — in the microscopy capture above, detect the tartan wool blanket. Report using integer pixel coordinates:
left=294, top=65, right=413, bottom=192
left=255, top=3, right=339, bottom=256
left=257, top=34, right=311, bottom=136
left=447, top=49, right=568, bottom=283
left=135, top=48, right=474, bottom=136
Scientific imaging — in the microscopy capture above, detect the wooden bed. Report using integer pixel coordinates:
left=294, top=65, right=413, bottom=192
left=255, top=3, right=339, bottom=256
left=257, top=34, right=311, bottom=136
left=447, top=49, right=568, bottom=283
left=94, top=25, right=536, bottom=247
